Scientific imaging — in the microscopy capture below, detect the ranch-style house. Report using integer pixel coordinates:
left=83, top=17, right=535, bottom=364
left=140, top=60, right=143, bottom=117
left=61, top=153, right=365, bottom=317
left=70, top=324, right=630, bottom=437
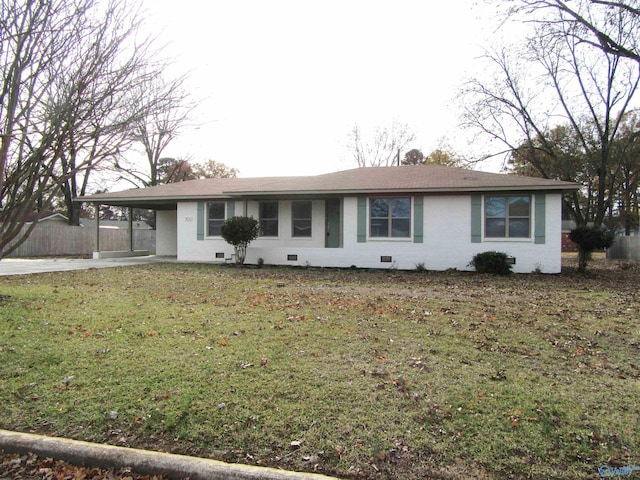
left=80, top=165, right=579, bottom=273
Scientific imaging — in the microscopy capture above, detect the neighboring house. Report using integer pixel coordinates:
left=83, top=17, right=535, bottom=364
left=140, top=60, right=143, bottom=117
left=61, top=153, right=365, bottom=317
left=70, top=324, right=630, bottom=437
left=80, top=165, right=579, bottom=273
left=25, top=211, right=69, bottom=225
left=561, top=220, right=578, bottom=252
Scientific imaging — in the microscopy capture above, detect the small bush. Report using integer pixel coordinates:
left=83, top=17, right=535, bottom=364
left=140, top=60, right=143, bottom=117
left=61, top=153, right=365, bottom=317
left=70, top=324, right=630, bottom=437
left=415, top=262, right=427, bottom=272
left=568, top=225, right=614, bottom=272
left=471, top=251, right=513, bottom=275
left=568, top=226, right=614, bottom=252
left=221, top=216, right=260, bottom=265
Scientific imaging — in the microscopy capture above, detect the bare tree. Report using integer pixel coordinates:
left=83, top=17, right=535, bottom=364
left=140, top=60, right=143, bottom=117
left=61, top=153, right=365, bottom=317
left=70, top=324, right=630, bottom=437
left=607, top=111, right=640, bottom=233
left=348, top=120, right=416, bottom=167
left=114, top=75, right=194, bottom=188
left=0, top=0, right=166, bottom=257
left=54, top=1, right=165, bottom=226
left=0, top=0, right=73, bottom=243
left=1, top=0, right=93, bottom=254
left=462, top=15, right=640, bottom=227
left=504, top=0, right=640, bottom=63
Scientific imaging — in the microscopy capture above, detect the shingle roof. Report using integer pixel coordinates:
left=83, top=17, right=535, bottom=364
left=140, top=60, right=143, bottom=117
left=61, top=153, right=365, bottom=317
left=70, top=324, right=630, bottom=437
left=230, top=165, right=579, bottom=194
left=79, top=166, right=579, bottom=208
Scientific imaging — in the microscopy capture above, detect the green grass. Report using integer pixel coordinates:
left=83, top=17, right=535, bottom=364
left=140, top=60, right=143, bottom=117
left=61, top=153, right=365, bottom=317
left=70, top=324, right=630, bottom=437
left=0, top=260, right=638, bottom=479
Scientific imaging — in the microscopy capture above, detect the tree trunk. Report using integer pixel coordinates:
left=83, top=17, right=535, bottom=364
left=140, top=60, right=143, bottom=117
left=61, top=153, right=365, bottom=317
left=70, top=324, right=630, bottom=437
left=234, top=243, right=247, bottom=265
left=577, top=248, right=591, bottom=273
left=68, top=202, right=82, bottom=227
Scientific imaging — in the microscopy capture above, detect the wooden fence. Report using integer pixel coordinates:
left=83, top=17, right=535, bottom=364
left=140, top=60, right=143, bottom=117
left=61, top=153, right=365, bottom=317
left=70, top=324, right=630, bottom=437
left=606, top=235, right=640, bottom=260
left=6, top=224, right=156, bottom=258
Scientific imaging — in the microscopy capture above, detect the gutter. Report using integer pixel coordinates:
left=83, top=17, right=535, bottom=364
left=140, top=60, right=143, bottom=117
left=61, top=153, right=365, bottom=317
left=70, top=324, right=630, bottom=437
left=224, top=185, right=580, bottom=196
left=78, top=184, right=580, bottom=205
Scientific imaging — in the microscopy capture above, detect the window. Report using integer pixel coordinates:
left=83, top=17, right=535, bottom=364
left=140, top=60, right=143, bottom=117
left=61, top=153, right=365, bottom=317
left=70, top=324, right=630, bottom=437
left=292, top=201, right=312, bottom=237
left=484, top=195, right=531, bottom=238
left=369, top=197, right=411, bottom=238
left=259, top=201, right=279, bottom=236
left=207, top=202, right=225, bottom=236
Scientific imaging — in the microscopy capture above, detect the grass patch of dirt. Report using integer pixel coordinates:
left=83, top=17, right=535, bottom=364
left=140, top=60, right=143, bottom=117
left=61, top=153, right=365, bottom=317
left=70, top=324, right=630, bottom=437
left=1, top=257, right=638, bottom=479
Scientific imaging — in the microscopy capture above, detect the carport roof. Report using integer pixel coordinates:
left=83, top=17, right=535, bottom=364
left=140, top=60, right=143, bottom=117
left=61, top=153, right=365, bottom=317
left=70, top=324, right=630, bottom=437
left=78, top=165, right=580, bottom=209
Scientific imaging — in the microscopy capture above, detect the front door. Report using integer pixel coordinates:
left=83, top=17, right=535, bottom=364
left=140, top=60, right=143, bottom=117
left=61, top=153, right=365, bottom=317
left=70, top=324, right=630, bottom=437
left=325, top=198, right=342, bottom=248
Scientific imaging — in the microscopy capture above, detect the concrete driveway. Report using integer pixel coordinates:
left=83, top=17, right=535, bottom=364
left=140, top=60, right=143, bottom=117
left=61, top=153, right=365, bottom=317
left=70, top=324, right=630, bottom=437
left=0, top=256, right=175, bottom=276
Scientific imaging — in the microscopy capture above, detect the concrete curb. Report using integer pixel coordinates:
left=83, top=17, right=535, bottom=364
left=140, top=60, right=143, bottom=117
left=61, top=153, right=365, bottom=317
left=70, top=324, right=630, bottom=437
left=0, top=430, right=339, bottom=480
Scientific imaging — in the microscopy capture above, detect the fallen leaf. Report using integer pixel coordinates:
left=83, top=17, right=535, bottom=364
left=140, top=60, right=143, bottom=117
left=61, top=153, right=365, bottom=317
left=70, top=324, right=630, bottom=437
left=156, top=390, right=171, bottom=400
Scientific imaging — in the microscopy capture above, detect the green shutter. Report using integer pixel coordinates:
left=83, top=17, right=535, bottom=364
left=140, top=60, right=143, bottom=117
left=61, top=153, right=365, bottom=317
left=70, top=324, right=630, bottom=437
left=534, top=194, right=546, bottom=244
left=471, top=195, right=482, bottom=243
left=226, top=200, right=235, bottom=218
left=197, top=202, right=205, bottom=240
left=413, top=196, right=424, bottom=243
left=357, top=197, right=367, bottom=243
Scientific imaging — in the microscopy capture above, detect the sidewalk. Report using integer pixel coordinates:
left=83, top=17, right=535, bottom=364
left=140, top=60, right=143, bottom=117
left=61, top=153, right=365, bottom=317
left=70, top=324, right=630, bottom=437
left=0, top=256, right=175, bottom=276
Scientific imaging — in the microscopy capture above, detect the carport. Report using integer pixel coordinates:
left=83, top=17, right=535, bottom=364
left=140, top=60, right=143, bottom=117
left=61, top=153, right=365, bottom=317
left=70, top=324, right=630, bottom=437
left=77, top=192, right=177, bottom=259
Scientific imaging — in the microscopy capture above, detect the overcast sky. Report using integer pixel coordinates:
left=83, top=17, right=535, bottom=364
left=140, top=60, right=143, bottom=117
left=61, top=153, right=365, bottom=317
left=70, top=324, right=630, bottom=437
left=141, top=1, right=499, bottom=177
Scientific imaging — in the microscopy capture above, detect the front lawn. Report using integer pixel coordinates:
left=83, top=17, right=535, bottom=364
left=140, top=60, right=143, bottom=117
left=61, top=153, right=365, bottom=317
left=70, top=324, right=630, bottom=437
left=0, top=259, right=638, bottom=479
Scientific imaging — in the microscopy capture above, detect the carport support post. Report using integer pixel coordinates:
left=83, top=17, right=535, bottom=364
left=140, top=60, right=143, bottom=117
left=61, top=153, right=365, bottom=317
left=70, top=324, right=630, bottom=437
left=94, top=204, right=100, bottom=253
left=128, top=207, right=134, bottom=252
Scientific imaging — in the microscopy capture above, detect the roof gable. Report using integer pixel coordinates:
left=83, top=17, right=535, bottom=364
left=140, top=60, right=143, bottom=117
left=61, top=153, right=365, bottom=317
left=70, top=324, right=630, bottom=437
left=25, top=212, right=69, bottom=223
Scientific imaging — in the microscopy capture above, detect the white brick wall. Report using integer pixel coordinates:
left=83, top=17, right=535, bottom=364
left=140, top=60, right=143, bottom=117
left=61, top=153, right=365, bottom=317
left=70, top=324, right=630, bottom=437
left=169, top=193, right=563, bottom=273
